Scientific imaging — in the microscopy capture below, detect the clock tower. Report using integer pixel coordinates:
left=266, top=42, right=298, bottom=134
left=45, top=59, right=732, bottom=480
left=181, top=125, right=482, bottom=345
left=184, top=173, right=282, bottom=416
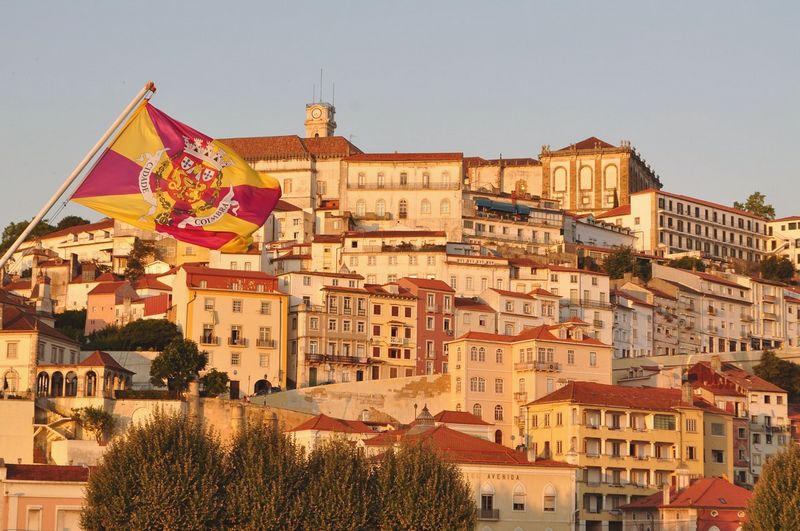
left=304, top=102, right=336, bottom=138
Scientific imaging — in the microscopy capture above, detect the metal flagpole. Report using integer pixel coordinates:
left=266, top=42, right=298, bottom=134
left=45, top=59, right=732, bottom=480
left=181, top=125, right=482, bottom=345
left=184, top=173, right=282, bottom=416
left=0, top=81, right=157, bottom=273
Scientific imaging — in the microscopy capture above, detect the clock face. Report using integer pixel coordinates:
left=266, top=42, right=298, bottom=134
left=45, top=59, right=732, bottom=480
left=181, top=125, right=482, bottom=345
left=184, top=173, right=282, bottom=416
left=311, top=108, right=322, bottom=119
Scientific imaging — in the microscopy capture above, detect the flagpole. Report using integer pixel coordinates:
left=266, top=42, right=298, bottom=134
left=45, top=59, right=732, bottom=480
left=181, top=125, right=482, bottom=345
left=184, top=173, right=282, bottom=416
left=0, top=81, right=157, bottom=273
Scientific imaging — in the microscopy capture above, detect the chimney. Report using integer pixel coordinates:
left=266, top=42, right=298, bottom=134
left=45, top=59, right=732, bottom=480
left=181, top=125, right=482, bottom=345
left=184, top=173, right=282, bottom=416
left=681, top=382, right=693, bottom=405
left=662, top=485, right=671, bottom=507
left=711, top=355, right=721, bottom=372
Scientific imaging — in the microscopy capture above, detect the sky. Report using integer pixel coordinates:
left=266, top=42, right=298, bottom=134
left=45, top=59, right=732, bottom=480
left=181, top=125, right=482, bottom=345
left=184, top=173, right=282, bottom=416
left=0, top=1, right=798, bottom=230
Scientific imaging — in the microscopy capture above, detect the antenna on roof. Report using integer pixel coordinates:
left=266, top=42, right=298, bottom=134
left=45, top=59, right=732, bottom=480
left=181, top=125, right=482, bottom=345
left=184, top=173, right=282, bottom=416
left=332, top=82, right=335, bottom=106
left=319, top=68, right=323, bottom=102
left=312, top=84, right=316, bottom=104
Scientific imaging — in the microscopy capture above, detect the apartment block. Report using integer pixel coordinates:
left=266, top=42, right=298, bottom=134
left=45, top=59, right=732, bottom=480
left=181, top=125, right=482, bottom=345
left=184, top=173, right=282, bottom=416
left=364, top=283, right=418, bottom=379
left=524, top=382, right=733, bottom=531
left=397, top=278, right=455, bottom=375
left=610, top=290, right=654, bottom=359
left=767, top=215, right=800, bottom=270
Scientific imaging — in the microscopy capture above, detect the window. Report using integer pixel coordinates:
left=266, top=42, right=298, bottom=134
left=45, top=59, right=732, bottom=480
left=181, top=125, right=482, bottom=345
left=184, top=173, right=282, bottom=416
left=426, top=316, right=434, bottom=330
left=738, top=427, right=746, bottom=439
left=495, top=379, right=504, bottom=393
left=204, top=298, right=215, bottom=310
left=513, top=484, right=526, bottom=511
left=231, top=352, right=240, bottom=366
left=653, top=414, right=676, bottom=430
left=373, top=304, right=381, bottom=315
left=375, top=199, right=386, bottom=217
left=687, top=446, right=697, bottom=460
left=494, top=405, right=504, bottom=421
left=421, top=199, right=431, bottom=215
left=303, top=275, right=312, bottom=286
left=310, top=317, right=319, bottom=330
left=232, top=300, right=243, bottom=312
left=473, top=403, right=482, bottom=418
left=711, top=423, right=725, bottom=436
left=260, top=301, right=271, bottom=315
left=496, top=349, right=503, bottom=363
left=686, top=418, right=697, bottom=432
left=355, top=199, right=366, bottom=216
left=283, top=179, right=292, bottom=193
left=543, top=485, right=556, bottom=512
left=6, top=342, right=18, bottom=359
left=259, top=353, right=268, bottom=367
left=712, top=449, right=724, bottom=463
left=567, top=350, right=575, bottom=365
left=440, top=199, right=450, bottom=215
left=470, top=377, right=486, bottom=392
left=589, top=352, right=597, bottom=367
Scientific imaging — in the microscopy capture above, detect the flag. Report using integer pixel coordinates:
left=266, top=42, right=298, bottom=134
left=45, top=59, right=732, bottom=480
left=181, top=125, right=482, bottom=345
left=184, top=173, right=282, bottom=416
left=72, top=102, right=281, bottom=252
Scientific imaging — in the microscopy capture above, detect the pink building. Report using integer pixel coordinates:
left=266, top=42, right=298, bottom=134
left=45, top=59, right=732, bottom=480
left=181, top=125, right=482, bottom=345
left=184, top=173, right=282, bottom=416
left=0, top=462, right=88, bottom=530
left=397, top=278, right=455, bottom=375
left=84, top=280, right=139, bottom=334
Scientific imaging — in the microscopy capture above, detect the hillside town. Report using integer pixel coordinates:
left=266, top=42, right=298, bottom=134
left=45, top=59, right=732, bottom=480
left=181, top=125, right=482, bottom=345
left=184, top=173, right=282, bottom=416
left=1, top=101, right=799, bottom=531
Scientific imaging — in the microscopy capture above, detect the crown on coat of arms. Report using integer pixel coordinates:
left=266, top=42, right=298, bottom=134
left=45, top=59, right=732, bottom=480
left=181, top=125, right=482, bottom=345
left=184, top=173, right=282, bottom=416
left=182, top=136, right=233, bottom=170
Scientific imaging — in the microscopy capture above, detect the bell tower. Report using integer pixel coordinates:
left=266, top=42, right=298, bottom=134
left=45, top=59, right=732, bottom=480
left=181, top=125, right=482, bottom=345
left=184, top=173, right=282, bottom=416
left=304, top=102, right=336, bottom=138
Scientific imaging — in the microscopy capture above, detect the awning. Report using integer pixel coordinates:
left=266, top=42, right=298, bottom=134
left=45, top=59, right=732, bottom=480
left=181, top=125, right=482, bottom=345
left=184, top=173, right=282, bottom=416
left=475, top=197, right=492, bottom=208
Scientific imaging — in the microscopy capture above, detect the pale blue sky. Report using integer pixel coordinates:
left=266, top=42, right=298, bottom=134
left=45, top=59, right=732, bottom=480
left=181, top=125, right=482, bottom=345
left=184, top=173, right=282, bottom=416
left=1, top=1, right=798, bottom=229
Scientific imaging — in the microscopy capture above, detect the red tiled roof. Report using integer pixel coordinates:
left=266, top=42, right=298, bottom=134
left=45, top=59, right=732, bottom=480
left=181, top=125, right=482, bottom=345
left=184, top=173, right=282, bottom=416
left=634, top=188, right=767, bottom=220
left=640, top=285, right=677, bottom=301
left=785, top=296, right=800, bottom=304
left=283, top=270, right=363, bottom=280
left=219, top=135, right=361, bottom=161
left=554, top=136, right=617, bottom=152
left=275, top=199, right=302, bottom=212
left=529, top=381, right=728, bottom=413
left=561, top=316, right=590, bottom=325
left=79, top=350, right=134, bottom=373
left=621, top=477, right=751, bottom=510
left=135, top=275, right=171, bottom=291
left=773, top=215, right=800, bottom=223
left=488, top=288, right=535, bottom=300
left=344, top=152, right=463, bottom=162
left=182, top=265, right=279, bottom=292
left=455, top=324, right=608, bottom=347
left=321, top=285, right=368, bottom=294
left=465, top=156, right=540, bottom=167
left=519, top=263, right=609, bottom=276
left=38, top=219, right=114, bottom=241
left=344, top=230, right=447, bottom=239
left=454, top=297, right=494, bottom=312
left=3, top=279, right=32, bottom=291
left=530, top=287, right=559, bottom=298
left=433, top=410, right=491, bottom=426
left=692, top=361, right=786, bottom=394
left=289, top=414, right=374, bottom=434
left=595, top=204, right=631, bottom=219
left=4, top=463, right=90, bottom=482
left=689, top=271, right=747, bottom=289
left=613, top=290, right=655, bottom=308
left=87, top=281, right=129, bottom=296
left=313, top=234, right=344, bottom=243
left=365, top=425, right=575, bottom=468
left=397, top=277, right=455, bottom=293
left=0, top=305, right=76, bottom=344
left=454, top=331, right=513, bottom=343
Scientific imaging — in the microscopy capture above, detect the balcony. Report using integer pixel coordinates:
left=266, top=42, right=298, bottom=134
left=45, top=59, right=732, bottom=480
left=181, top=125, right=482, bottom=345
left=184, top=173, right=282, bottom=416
left=199, top=335, right=221, bottom=346
left=348, top=181, right=460, bottom=190
left=514, top=392, right=528, bottom=402
left=478, top=509, right=500, bottom=521
left=561, top=298, right=612, bottom=310
left=514, top=361, right=561, bottom=372
left=256, top=339, right=277, bottom=348
left=741, top=313, right=754, bottom=322
left=763, top=312, right=778, bottom=321
left=305, top=353, right=371, bottom=365
left=593, top=320, right=604, bottom=328
left=228, top=337, right=248, bottom=347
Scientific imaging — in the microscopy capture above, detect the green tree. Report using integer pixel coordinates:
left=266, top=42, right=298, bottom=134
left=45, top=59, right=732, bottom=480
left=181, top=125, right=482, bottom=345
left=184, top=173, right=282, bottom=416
left=200, top=369, right=230, bottom=397
left=81, top=411, right=227, bottom=530
left=71, top=406, right=116, bottom=443
left=375, top=442, right=477, bottom=530
left=225, top=421, right=307, bottom=530
left=149, top=338, right=207, bottom=397
left=753, top=350, right=800, bottom=402
left=602, top=246, right=651, bottom=280
left=734, top=191, right=776, bottom=220
left=124, top=238, right=156, bottom=283
left=0, top=218, right=55, bottom=253
left=760, top=255, right=795, bottom=283
left=303, top=439, right=378, bottom=530
left=745, top=444, right=800, bottom=530
left=85, top=319, right=180, bottom=351
left=669, top=256, right=706, bottom=272
left=55, top=309, right=87, bottom=343
left=55, top=215, right=91, bottom=230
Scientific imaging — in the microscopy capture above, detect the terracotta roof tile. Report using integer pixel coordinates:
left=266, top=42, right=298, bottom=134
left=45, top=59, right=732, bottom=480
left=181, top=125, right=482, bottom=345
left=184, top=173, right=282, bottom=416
left=454, top=297, right=494, bottom=312
left=344, top=152, right=463, bottom=162
left=621, top=477, right=751, bottom=510
left=554, top=136, right=617, bottom=152
left=289, top=413, right=374, bottom=434
left=433, top=410, right=491, bottom=426
left=79, top=350, right=134, bottom=373
left=38, top=219, right=114, bottom=240
left=634, top=188, right=767, bottom=220
left=344, top=230, right=447, bottom=239
left=397, top=277, right=455, bottom=293
left=87, top=281, right=129, bottom=295
left=595, top=204, right=631, bottom=219
left=4, top=463, right=90, bottom=482
left=0, top=305, right=76, bottom=344
left=488, top=288, right=535, bottom=300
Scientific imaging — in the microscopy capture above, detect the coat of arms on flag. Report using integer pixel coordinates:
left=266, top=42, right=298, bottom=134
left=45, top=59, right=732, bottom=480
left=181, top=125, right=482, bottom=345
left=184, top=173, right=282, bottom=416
left=72, top=102, right=281, bottom=252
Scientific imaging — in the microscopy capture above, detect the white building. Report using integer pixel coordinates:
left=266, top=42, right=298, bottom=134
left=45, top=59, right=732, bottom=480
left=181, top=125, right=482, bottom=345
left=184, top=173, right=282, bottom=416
left=611, top=290, right=654, bottom=359
left=767, top=215, right=800, bottom=270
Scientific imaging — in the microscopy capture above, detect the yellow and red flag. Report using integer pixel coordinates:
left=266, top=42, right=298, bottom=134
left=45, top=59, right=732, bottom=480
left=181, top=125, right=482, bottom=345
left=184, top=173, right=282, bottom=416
left=72, top=103, right=281, bottom=252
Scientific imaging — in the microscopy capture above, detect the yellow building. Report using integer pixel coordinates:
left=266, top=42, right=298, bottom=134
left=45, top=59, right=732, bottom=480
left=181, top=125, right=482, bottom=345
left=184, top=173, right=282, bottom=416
left=524, top=381, right=732, bottom=531
left=364, top=283, right=418, bottom=379
left=448, top=320, right=613, bottom=448
left=172, top=265, right=288, bottom=397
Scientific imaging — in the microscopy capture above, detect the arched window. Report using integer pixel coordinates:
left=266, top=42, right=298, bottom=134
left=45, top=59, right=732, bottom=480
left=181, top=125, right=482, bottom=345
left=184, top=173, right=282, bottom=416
left=283, top=178, right=293, bottom=193
left=50, top=371, right=64, bottom=397
left=519, top=378, right=526, bottom=393
left=456, top=403, right=462, bottom=411
left=496, top=348, right=503, bottom=363
left=65, top=371, right=78, bottom=397
left=440, top=199, right=450, bottom=215
left=543, top=484, right=556, bottom=512
left=456, top=377, right=462, bottom=393
left=579, top=166, right=593, bottom=190
left=478, top=347, right=486, bottom=362
left=512, top=483, right=527, bottom=511
left=36, top=372, right=50, bottom=396
left=470, top=377, right=486, bottom=393
left=470, top=347, right=478, bottom=361
left=85, top=371, right=97, bottom=397
left=421, top=199, right=431, bottom=215
left=375, top=199, right=386, bottom=217
left=515, top=179, right=527, bottom=196
left=355, top=199, right=366, bottom=217
left=553, top=167, right=567, bottom=192
left=399, top=199, right=408, bottom=219
left=473, top=403, right=482, bottom=418
left=494, top=405, right=504, bottom=421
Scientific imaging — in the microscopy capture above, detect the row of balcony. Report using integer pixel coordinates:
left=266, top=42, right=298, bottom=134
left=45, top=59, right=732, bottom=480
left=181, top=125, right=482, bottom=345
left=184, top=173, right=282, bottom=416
left=347, top=182, right=460, bottom=190
left=198, top=336, right=277, bottom=349
left=305, top=353, right=374, bottom=365
left=561, top=298, right=613, bottom=310
left=514, top=361, right=561, bottom=372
